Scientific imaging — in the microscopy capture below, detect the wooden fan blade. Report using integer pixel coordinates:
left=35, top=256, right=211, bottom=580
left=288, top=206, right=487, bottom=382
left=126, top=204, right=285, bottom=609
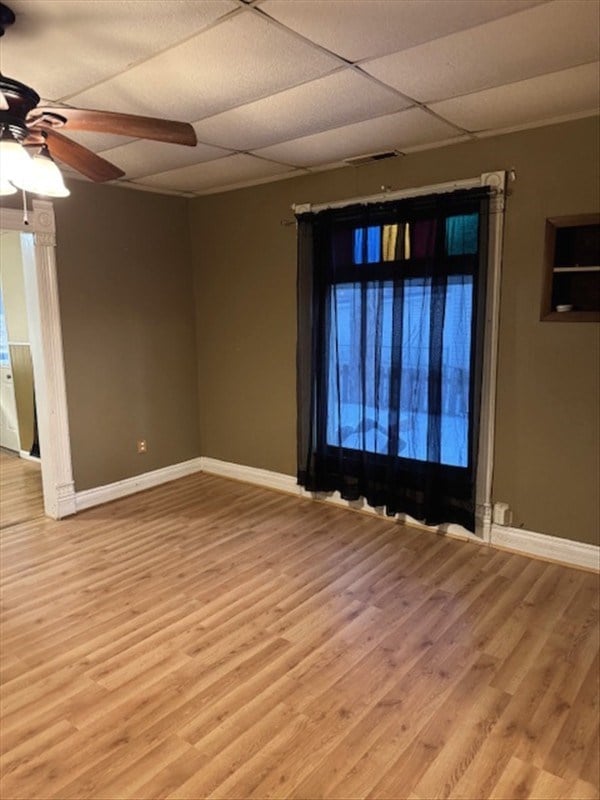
left=45, top=130, right=125, bottom=182
left=38, top=107, right=197, bottom=147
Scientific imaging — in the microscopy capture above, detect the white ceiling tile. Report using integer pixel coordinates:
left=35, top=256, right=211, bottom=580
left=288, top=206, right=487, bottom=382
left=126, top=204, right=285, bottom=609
left=136, top=154, right=295, bottom=193
left=259, top=0, right=545, bottom=62
left=363, top=0, right=600, bottom=103
left=0, top=0, right=238, bottom=100
left=257, top=108, right=459, bottom=167
left=399, top=135, right=473, bottom=154
left=192, top=70, right=411, bottom=151
left=430, top=62, right=600, bottom=132
left=98, top=140, right=232, bottom=179
left=253, top=108, right=463, bottom=168
left=66, top=12, right=341, bottom=124
left=472, top=109, right=600, bottom=140
left=192, top=168, right=307, bottom=196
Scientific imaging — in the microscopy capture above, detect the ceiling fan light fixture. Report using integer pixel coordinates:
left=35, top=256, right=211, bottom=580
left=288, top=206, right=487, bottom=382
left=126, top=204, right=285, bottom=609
left=17, top=143, right=70, bottom=197
left=0, top=178, right=17, bottom=195
left=0, top=128, right=32, bottom=183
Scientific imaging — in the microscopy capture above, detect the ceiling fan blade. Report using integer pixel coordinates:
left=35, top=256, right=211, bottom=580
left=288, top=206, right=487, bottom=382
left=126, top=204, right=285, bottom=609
left=37, top=107, right=197, bottom=147
left=45, top=130, right=125, bottom=182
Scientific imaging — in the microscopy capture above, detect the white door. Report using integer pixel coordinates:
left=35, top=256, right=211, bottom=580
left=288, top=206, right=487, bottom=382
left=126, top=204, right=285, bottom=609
left=0, top=363, right=20, bottom=451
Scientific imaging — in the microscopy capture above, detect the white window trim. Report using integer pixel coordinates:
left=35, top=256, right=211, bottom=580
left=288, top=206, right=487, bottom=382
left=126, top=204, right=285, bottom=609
left=0, top=200, right=76, bottom=518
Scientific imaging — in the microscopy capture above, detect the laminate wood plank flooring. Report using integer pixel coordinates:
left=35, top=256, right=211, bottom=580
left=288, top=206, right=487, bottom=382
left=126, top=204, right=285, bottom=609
left=0, top=470, right=598, bottom=799
left=0, top=448, right=44, bottom=529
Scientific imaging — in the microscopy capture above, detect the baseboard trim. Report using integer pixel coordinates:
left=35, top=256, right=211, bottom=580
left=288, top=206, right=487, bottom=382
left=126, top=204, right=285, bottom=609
left=491, top=524, right=599, bottom=572
left=19, top=450, right=41, bottom=463
left=200, top=456, right=599, bottom=571
left=200, top=456, right=298, bottom=494
left=56, top=481, right=77, bottom=519
left=75, top=457, right=203, bottom=512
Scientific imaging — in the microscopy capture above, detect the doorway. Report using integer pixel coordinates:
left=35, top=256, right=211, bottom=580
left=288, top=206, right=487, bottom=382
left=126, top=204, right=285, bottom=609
left=0, top=230, right=37, bottom=457
left=0, top=229, right=43, bottom=526
left=0, top=199, right=75, bottom=519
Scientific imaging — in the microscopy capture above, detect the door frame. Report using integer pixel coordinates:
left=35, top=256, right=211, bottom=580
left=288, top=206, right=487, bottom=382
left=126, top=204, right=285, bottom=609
left=0, top=200, right=75, bottom=518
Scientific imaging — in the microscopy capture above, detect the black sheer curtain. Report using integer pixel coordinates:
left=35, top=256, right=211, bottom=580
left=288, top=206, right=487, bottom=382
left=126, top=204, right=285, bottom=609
left=297, top=188, right=490, bottom=531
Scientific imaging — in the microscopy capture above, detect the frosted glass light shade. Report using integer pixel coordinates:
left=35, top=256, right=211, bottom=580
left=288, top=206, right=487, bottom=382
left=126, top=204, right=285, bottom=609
left=17, top=147, right=70, bottom=197
left=0, top=179, right=17, bottom=195
left=0, top=135, right=32, bottom=183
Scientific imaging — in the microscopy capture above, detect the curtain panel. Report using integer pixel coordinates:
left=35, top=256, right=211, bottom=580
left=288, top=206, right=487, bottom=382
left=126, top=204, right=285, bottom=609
left=296, top=188, right=490, bottom=531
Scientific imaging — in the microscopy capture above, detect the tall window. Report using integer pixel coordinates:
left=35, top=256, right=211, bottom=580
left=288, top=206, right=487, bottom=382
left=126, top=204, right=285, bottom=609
left=297, top=189, right=489, bottom=530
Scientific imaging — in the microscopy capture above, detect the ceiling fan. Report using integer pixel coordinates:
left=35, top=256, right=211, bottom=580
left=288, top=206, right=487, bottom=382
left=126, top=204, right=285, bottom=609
left=0, top=2, right=197, bottom=195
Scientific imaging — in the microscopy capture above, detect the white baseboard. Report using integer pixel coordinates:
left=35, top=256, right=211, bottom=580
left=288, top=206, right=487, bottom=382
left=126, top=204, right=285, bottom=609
left=75, top=457, right=203, bottom=512
left=19, top=450, right=40, bottom=463
left=200, top=456, right=599, bottom=572
left=200, top=456, right=298, bottom=495
left=56, top=481, right=77, bottom=518
left=491, top=524, right=599, bottom=572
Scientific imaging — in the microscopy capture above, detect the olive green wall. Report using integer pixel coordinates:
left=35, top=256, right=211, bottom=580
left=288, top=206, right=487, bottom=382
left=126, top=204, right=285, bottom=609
left=189, top=117, right=600, bottom=545
left=54, top=181, right=200, bottom=490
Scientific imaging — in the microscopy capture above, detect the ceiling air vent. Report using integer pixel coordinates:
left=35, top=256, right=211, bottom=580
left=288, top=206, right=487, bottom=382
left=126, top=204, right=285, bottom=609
left=344, top=150, right=402, bottom=167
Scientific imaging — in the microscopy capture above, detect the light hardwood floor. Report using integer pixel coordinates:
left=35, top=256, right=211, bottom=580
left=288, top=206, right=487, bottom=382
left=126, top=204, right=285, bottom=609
left=0, top=464, right=598, bottom=799
left=0, top=448, right=44, bottom=529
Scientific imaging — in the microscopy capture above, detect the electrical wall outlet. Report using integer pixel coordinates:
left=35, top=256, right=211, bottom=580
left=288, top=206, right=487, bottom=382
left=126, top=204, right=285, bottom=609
left=137, top=439, right=147, bottom=454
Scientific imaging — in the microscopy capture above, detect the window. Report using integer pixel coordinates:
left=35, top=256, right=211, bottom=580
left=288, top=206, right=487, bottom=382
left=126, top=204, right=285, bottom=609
left=297, top=190, right=489, bottom=530
left=327, top=275, right=473, bottom=467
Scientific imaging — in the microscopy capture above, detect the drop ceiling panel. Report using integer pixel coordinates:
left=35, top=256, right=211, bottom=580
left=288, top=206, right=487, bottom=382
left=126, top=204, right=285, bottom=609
left=192, top=70, right=411, bottom=151
left=259, top=0, right=545, bottom=62
left=0, top=0, right=238, bottom=101
left=3, top=0, right=597, bottom=196
left=430, top=62, right=600, bottom=132
left=363, top=0, right=600, bottom=103
left=99, top=140, right=232, bottom=179
left=136, top=154, right=296, bottom=193
left=254, top=108, right=463, bottom=168
left=66, top=12, right=341, bottom=124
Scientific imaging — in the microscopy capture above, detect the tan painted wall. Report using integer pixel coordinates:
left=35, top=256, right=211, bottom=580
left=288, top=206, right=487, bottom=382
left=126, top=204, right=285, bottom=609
left=0, top=231, right=29, bottom=341
left=53, top=181, right=200, bottom=491
left=0, top=231, right=34, bottom=451
left=189, top=117, right=600, bottom=545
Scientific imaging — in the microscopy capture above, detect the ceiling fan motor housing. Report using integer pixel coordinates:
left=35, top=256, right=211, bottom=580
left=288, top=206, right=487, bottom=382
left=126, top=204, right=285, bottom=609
left=0, top=2, right=15, bottom=36
left=0, top=76, right=40, bottom=140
